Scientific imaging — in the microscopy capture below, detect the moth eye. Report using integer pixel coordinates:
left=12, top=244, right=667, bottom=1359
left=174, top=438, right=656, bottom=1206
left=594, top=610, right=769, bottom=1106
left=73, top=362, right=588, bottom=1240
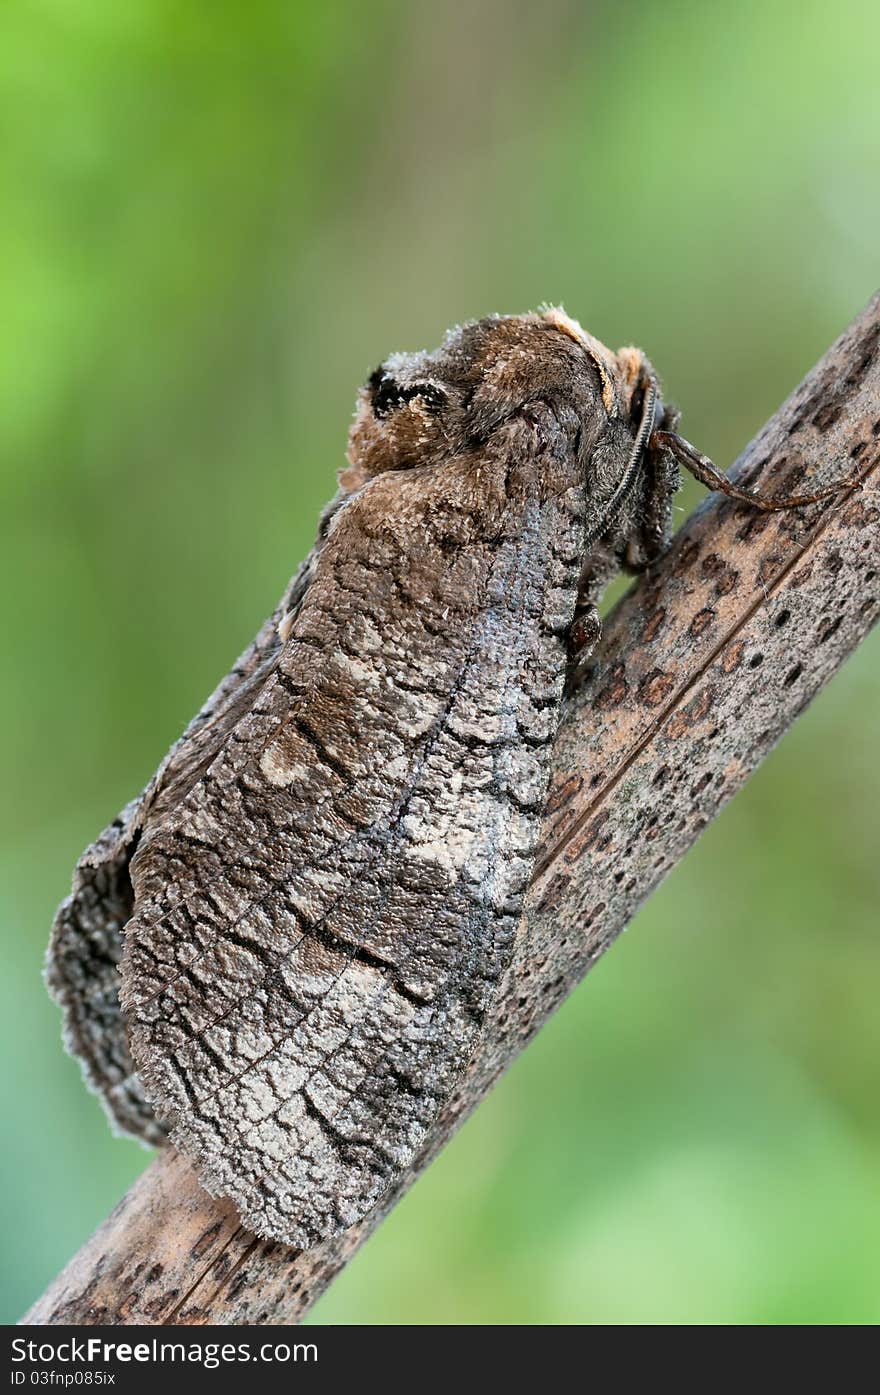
left=370, top=372, right=406, bottom=419
left=369, top=371, right=448, bottom=420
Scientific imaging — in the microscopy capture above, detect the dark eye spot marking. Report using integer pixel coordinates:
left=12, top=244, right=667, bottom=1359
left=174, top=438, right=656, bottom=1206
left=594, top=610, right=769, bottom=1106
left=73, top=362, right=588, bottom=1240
left=371, top=374, right=405, bottom=418
left=369, top=371, right=448, bottom=419
left=410, top=383, right=447, bottom=413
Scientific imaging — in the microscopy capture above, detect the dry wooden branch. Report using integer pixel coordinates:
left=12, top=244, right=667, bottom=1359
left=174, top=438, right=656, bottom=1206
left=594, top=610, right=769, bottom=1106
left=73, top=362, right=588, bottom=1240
left=23, top=292, right=880, bottom=1326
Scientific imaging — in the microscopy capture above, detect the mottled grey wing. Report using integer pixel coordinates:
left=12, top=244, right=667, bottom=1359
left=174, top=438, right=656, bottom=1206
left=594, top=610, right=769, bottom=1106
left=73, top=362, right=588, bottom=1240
left=119, top=475, right=578, bottom=1247
left=46, top=795, right=164, bottom=1143
left=45, top=502, right=343, bottom=1143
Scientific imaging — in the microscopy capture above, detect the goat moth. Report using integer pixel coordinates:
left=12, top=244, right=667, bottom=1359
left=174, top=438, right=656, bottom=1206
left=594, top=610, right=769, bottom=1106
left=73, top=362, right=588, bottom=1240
left=47, top=309, right=845, bottom=1246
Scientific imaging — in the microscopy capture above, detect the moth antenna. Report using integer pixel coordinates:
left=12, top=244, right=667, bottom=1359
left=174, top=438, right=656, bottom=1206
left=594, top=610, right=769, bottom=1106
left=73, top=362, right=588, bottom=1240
left=654, top=429, right=862, bottom=512
left=584, top=383, right=657, bottom=548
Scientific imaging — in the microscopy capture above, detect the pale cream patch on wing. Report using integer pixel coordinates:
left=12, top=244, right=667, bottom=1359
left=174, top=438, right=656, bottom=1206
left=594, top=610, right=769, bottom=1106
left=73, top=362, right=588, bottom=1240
left=260, top=741, right=311, bottom=787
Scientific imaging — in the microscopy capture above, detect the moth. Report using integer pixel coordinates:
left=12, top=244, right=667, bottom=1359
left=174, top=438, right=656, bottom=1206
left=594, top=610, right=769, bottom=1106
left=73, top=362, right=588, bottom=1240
left=47, top=308, right=849, bottom=1247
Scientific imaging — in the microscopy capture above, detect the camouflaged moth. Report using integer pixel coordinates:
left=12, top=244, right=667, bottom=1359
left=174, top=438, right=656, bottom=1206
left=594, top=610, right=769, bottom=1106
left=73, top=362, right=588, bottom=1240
left=47, top=309, right=849, bottom=1246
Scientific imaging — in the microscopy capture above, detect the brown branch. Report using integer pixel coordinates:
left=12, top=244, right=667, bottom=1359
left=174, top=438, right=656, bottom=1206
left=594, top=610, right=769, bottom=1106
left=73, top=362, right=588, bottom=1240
left=23, top=292, right=880, bottom=1326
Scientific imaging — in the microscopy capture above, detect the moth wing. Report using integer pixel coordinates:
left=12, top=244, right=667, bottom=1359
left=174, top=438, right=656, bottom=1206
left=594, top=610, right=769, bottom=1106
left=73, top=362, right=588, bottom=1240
left=46, top=512, right=340, bottom=1143
left=46, top=795, right=164, bottom=1142
left=119, top=586, right=539, bottom=1246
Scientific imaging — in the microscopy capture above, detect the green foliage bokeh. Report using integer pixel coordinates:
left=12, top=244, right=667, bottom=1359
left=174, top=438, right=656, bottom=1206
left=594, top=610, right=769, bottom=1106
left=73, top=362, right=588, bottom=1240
left=2, top=0, right=878, bottom=1324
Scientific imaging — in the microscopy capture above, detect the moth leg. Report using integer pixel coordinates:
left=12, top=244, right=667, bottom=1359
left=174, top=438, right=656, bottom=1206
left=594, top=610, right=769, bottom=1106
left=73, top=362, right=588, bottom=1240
left=566, top=603, right=601, bottom=691
left=654, top=429, right=861, bottom=511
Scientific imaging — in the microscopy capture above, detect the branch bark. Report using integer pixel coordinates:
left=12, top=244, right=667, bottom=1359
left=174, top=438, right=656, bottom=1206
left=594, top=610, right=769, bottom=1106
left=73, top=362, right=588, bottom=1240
left=23, top=292, right=880, bottom=1326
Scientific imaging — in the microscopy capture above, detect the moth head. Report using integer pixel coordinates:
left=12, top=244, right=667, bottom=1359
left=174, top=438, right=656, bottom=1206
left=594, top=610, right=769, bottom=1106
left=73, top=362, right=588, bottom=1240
left=343, top=309, right=644, bottom=494
left=341, top=310, right=684, bottom=572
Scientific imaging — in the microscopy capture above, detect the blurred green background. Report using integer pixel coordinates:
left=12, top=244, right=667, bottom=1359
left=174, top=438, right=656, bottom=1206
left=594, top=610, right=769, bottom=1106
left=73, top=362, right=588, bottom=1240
left=2, top=0, right=878, bottom=1325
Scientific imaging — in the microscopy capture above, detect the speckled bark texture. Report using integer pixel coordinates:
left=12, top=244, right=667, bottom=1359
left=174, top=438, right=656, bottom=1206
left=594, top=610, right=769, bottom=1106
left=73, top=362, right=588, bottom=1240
left=28, top=293, right=879, bottom=1324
